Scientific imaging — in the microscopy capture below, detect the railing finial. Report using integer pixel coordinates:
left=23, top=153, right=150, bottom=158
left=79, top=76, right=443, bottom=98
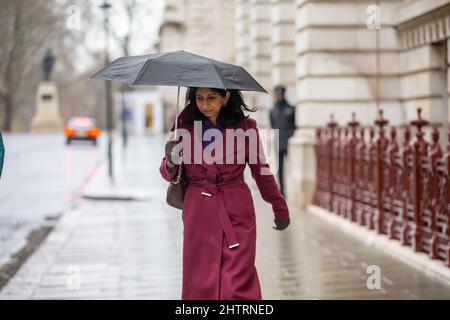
left=348, top=112, right=359, bottom=129
left=375, top=108, right=388, bottom=129
left=327, top=113, right=337, bottom=130
left=410, top=107, right=429, bottom=139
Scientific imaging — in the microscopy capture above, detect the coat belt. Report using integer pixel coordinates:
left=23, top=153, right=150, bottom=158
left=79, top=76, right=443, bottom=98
left=189, top=177, right=246, bottom=250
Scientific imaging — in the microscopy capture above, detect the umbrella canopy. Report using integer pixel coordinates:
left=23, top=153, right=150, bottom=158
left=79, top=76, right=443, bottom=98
left=90, top=50, right=267, bottom=93
left=90, top=50, right=268, bottom=140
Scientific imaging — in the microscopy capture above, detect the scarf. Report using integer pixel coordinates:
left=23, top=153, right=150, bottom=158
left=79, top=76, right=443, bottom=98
left=201, top=118, right=223, bottom=149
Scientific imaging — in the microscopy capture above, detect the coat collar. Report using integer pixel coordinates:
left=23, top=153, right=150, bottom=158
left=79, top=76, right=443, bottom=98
left=181, top=116, right=249, bottom=175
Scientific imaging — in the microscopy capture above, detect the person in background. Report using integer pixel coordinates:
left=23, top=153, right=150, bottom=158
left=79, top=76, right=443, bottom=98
left=269, top=85, right=296, bottom=197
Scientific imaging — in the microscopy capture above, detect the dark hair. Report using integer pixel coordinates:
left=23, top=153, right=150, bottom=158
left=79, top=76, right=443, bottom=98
left=182, top=87, right=257, bottom=126
left=274, top=85, right=286, bottom=95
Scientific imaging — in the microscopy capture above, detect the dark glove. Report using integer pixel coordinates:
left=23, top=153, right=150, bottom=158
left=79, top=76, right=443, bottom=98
left=165, top=138, right=183, bottom=166
left=273, top=217, right=290, bottom=231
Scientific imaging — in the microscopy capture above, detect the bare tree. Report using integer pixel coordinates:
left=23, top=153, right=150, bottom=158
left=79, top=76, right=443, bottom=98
left=0, top=0, right=157, bottom=131
left=0, top=0, right=83, bottom=131
left=103, top=0, right=148, bottom=143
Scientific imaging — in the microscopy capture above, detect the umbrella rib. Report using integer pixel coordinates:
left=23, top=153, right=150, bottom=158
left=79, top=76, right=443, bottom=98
left=211, top=64, right=226, bottom=90
left=132, top=59, right=153, bottom=85
left=89, top=56, right=121, bottom=80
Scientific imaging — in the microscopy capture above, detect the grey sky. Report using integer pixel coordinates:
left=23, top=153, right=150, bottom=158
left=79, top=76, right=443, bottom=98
left=65, top=0, right=164, bottom=73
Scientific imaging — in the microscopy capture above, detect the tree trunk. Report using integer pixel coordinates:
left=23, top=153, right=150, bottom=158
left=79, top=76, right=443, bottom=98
left=2, top=93, right=13, bottom=132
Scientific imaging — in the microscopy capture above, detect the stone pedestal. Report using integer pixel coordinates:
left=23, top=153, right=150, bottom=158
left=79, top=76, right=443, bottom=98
left=31, top=82, right=63, bottom=132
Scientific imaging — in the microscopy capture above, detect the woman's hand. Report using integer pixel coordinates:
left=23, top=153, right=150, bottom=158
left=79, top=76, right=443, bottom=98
left=273, top=217, right=290, bottom=231
left=165, top=139, right=183, bottom=166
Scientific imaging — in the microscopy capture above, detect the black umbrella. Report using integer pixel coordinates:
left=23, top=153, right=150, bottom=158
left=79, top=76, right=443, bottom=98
left=90, top=50, right=267, bottom=138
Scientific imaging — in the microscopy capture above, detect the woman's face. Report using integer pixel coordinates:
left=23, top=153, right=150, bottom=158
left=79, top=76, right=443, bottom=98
left=195, top=88, right=230, bottom=124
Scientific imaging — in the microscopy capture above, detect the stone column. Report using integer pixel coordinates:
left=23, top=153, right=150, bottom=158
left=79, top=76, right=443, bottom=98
left=249, top=0, right=273, bottom=125
left=270, top=0, right=296, bottom=103
left=270, top=0, right=299, bottom=204
left=444, top=38, right=450, bottom=145
left=222, top=0, right=237, bottom=63
left=235, top=0, right=251, bottom=70
left=236, top=0, right=255, bottom=109
left=448, top=39, right=450, bottom=126
left=157, top=0, right=186, bottom=132
left=401, top=44, right=448, bottom=144
left=183, top=0, right=235, bottom=62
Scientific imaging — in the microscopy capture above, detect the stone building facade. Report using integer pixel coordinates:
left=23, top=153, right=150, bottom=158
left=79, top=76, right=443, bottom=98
left=155, top=0, right=236, bottom=131
left=235, top=0, right=450, bottom=207
left=157, top=0, right=450, bottom=207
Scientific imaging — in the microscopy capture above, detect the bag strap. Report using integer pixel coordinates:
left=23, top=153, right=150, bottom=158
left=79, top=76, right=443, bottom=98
left=171, top=164, right=183, bottom=184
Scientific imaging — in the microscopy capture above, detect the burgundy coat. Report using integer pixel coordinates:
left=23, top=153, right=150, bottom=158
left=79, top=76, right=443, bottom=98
left=159, top=114, right=289, bottom=300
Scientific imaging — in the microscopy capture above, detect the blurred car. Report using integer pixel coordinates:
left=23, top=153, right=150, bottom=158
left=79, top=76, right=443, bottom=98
left=64, top=117, right=100, bottom=145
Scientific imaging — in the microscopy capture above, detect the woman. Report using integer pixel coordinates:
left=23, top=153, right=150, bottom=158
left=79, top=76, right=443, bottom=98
left=159, top=87, right=290, bottom=300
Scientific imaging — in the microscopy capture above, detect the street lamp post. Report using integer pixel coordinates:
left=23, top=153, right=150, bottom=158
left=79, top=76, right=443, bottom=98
left=100, top=1, right=114, bottom=180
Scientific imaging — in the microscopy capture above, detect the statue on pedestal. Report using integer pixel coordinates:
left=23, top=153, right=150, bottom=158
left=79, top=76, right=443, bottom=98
left=31, top=48, right=62, bottom=132
left=42, top=49, right=55, bottom=81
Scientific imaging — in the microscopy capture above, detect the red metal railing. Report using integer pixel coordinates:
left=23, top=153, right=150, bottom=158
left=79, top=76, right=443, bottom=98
left=313, top=108, right=450, bottom=266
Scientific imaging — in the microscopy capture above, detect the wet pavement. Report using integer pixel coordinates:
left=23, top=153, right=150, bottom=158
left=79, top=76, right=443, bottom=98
left=256, top=205, right=450, bottom=299
left=0, top=133, right=105, bottom=267
left=1, top=134, right=450, bottom=299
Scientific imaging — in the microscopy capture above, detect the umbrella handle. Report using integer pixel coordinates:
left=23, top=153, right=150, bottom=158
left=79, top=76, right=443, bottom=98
left=173, top=86, right=180, bottom=140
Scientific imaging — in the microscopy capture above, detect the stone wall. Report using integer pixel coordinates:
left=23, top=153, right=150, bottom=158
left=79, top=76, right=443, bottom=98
left=235, top=0, right=450, bottom=207
left=157, top=0, right=236, bottom=131
left=157, top=0, right=450, bottom=207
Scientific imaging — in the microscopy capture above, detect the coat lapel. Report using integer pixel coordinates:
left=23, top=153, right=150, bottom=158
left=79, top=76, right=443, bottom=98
left=183, top=118, right=248, bottom=175
left=183, top=122, right=219, bottom=176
